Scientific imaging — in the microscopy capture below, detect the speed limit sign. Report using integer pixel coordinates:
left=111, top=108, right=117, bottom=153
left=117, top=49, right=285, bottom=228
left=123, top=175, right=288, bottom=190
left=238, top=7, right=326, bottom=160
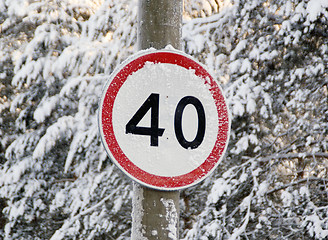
left=98, top=49, right=230, bottom=190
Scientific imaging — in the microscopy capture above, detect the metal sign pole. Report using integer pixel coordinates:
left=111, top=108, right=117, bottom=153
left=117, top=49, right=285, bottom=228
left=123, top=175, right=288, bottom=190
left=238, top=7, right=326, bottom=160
left=132, top=0, right=182, bottom=239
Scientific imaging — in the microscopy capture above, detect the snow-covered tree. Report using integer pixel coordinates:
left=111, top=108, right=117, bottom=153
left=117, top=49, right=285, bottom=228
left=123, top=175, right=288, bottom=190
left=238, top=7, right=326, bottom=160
left=0, top=0, right=327, bottom=239
left=1, top=0, right=137, bottom=239
left=183, top=0, right=328, bottom=239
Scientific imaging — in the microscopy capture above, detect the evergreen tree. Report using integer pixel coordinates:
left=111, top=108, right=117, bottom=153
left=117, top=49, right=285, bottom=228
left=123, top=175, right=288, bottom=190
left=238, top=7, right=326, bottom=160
left=1, top=0, right=137, bottom=239
left=183, top=0, right=328, bottom=239
left=0, top=0, right=327, bottom=239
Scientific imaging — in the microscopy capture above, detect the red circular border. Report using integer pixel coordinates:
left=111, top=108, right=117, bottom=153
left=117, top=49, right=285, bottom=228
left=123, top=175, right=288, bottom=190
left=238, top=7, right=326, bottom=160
left=100, top=51, right=230, bottom=190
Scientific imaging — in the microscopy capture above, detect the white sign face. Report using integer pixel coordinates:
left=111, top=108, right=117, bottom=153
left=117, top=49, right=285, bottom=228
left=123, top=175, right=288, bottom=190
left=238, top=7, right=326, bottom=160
left=113, top=62, right=218, bottom=176
left=99, top=49, right=230, bottom=190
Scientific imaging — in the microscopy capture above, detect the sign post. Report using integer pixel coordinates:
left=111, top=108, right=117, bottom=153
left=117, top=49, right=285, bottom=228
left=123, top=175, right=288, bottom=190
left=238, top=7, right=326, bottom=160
left=98, top=0, right=230, bottom=239
left=134, top=1, right=182, bottom=239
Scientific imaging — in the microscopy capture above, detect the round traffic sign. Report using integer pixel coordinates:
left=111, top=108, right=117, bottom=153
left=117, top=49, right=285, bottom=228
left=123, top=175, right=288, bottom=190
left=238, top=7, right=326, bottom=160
left=98, top=49, right=230, bottom=190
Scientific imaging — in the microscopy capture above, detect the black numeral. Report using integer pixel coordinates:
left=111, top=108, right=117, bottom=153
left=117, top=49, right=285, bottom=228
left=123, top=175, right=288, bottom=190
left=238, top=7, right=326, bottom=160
left=174, top=96, right=206, bottom=149
left=126, top=94, right=206, bottom=149
left=125, top=93, right=165, bottom=146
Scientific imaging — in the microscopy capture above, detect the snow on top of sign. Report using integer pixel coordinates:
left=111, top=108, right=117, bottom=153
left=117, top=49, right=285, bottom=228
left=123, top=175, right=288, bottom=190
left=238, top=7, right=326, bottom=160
left=164, top=44, right=176, bottom=50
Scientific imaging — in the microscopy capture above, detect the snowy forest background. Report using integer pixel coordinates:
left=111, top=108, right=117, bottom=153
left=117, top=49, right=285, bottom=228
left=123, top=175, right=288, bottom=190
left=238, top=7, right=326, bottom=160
left=0, top=0, right=327, bottom=239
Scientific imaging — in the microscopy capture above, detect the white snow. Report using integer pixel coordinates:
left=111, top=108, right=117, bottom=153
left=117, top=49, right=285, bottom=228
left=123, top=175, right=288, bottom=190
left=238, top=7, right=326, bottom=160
left=257, top=181, right=269, bottom=197
left=208, top=178, right=232, bottom=204
left=161, top=198, right=179, bottom=240
left=306, top=0, right=328, bottom=23
left=232, top=136, right=248, bottom=154
left=305, top=214, right=328, bottom=239
left=281, top=190, right=293, bottom=207
left=33, top=116, right=75, bottom=159
left=131, top=184, right=147, bottom=240
left=0, top=157, right=31, bottom=185
left=34, top=95, right=59, bottom=123
left=112, top=196, right=123, bottom=213
left=230, top=40, right=247, bottom=60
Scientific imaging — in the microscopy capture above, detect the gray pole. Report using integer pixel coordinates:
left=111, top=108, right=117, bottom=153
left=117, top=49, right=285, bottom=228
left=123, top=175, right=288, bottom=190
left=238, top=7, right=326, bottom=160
left=138, top=0, right=182, bottom=50
left=132, top=0, right=182, bottom=239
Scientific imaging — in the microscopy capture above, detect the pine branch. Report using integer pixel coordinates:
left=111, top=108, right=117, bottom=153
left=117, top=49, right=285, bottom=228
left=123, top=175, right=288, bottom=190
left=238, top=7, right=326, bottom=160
left=267, top=177, right=328, bottom=195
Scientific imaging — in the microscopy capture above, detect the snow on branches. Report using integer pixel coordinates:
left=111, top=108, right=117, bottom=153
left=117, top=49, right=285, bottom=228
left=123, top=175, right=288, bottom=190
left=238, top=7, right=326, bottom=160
left=0, top=0, right=327, bottom=239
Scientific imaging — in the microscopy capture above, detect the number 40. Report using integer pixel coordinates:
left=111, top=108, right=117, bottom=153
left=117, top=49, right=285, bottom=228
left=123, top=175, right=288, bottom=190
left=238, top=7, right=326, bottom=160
left=125, top=93, right=206, bottom=149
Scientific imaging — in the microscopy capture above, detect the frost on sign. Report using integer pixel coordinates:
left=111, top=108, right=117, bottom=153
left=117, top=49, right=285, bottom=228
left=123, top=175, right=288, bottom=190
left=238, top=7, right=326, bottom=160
left=98, top=49, right=230, bottom=190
